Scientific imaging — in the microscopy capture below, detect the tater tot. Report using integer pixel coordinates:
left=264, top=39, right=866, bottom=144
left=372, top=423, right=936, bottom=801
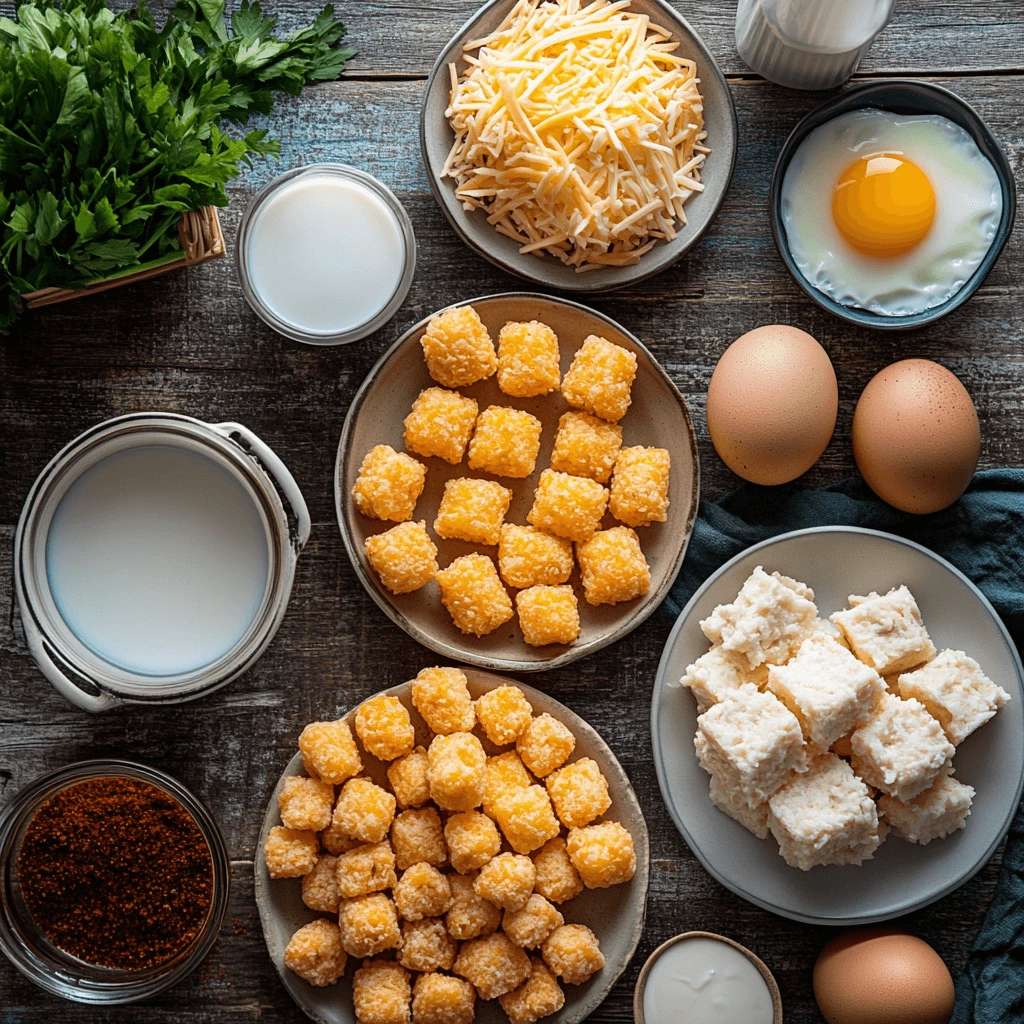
left=336, top=841, right=398, bottom=899
left=453, top=932, right=531, bottom=1000
left=264, top=826, right=319, bottom=879
left=502, top=894, right=564, bottom=950
left=321, top=816, right=362, bottom=856
left=609, top=446, right=670, bottom=527
left=391, top=807, right=447, bottom=870
left=428, top=732, right=487, bottom=811
left=446, top=871, right=501, bottom=940
left=394, top=862, right=453, bottom=921
left=467, top=406, right=543, bottom=479
left=475, top=684, right=533, bottom=746
left=499, top=958, right=565, bottom=1024
left=434, top=478, right=513, bottom=546
left=338, top=893, right=402, bottom=958
left=411, top=667, right=476, bottom=735
left=355, top=694, right=416, bottom=761
left=353, top=445, right=427, bottom=523
left=497, top=320, right=561, bottom=398
left=412, top=972, right=476, bottom=1024
left=388, top=746, right=431, bottom=809
left=278, top=776, right=335, bottom=832
left=576, top=526, right=651, bottom=606
left=527, top=469, right=609, bottom=543
left=549, top=411, right=622, bottom=484
left=531, top=837, right=583, bottom=904
left=283, top=918, right=347, bottom=988
left=333, top=777, right=397, bottom=845
left=403, top=387, right=478, bottom=465
left=365, top=521, right=439, bottom=595
left=483, top=752, right=533, bottom=820
left=492, top=785, right=561, bottom=855
left=444, top=811, right=501, bottom=873
left=436, top=554, right=515, bottom=637
left=299, top=719, right=363, bottom=785
left=545, top=757, right=611, bottom=830
left=420, top=305, right=498, bottom=389
left=301, top=853, right=340, bottom=913
left=560, top=335, right=637, bottom=423
left=498, top=524, right=574, bottom=589
left=542, top=924, right=605, bottom=985
left=566, top=821, right=636, bottom=888
left=397, top=917, right=457, bottom=973
left=516, top=714, right=576, bottom=778
left=516, top=585, right=581, bottom=647
left=353, top=959, right=412, bottom=1024
left=474, top=852, right=536, bottom=912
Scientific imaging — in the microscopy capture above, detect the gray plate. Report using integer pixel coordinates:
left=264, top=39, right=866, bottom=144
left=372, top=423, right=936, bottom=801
left=420, top=0, right=738, bottom=293
left=651, top=527, right=1024, bottom=925
left=255, top=669, right=651, bottom=1024
left=335, top=293, right=700, bottom=673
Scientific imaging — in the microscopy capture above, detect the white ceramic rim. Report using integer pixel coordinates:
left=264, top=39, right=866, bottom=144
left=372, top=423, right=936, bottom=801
left=650, top=525, right=1024, bottom=925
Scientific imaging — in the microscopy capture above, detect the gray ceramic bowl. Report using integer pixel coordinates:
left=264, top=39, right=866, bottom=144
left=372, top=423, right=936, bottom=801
left=336, top=293, right=699, bottom=673
left=770, top=80, right=1017, bottom=330
left=651, top=526, right=1024, bottom=925
left=255, top=668, right=651, bottom=1024
left=420, top=0, right=737, bottom=293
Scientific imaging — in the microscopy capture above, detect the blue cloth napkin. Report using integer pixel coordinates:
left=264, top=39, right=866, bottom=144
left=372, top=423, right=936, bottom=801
left=663, top=469, right=1024, bottom=1024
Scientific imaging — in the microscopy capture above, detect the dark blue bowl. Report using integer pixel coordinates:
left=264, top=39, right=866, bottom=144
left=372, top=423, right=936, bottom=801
left=769, top=80, right=1016, bottom=331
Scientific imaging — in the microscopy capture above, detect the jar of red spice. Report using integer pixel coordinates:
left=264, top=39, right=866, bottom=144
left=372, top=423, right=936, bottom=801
left=0, top=760, right=229, bottom=1003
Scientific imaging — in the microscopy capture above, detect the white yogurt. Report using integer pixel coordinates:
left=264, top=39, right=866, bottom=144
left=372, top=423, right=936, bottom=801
left=245, top=172, right=407, bottom=337
left=642, top=937, right=775, bottom=1024
left=45, top=445, right=270, bottom=677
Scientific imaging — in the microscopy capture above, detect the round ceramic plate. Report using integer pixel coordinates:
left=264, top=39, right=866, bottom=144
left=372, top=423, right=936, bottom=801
left=651, top=526, right=1024, bottom=926
left=255, top=668, right=651, bottom=1024
left=336, top=292, right=699, bottom=673
left=420, top=0, right=737, bottom=293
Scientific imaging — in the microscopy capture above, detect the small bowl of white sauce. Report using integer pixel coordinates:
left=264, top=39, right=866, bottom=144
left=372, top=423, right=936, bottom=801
left=634, top=931, right=782, bottom=1024
left=236, top=164, right=416, bottom=346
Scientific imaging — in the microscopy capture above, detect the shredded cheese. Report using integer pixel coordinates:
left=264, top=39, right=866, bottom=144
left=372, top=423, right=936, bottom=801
left=443, top=0, right=708, bottom=271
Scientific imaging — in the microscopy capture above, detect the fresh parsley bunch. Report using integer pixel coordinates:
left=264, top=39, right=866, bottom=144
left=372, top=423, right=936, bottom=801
left=0, top=0, right=353, bottom=332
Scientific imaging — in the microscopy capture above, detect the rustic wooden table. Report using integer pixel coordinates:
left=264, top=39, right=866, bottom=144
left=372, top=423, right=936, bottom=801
left=1, top=1, right=1021, bottom=1021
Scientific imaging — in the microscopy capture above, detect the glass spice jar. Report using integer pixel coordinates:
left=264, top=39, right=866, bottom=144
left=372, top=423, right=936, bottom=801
left=0, top=760, right=230, bottom=1004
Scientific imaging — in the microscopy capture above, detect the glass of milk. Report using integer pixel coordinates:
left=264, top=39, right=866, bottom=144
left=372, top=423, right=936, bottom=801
left=236, top=164, right=417, bottom=345
left=736, top=0, right=896, bottom=91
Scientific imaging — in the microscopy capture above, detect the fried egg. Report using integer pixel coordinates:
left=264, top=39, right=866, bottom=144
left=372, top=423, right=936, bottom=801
left=781, top=109, right=1002, bottom=317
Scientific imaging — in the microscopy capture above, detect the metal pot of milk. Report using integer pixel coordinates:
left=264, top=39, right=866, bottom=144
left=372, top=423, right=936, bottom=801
left=15, top=413, right=311, bottom=712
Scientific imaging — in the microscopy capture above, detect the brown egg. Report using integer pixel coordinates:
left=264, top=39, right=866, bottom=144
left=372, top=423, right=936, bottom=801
left=852, top=359, right=980, bottom=514
left=814, top=928, right=954, bottom=1024
left=706, top=325, right=838, bottom=485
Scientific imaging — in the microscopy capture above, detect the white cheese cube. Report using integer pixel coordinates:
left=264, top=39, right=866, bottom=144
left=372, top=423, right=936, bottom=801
left=708, top=773, right=770, bottom=840
left=768, top=752, right=882, bottom=870
left=700, top=567, right=818, bottom=669
left=850, top=693, right=954, bottom=801
left=878, top=773, right=975, bottom=845
left=680, top=645, right=767, bottom=713
left=767, top=634, right=883, bottom=750
left=897, top=649, right=1011, bottom=745
left=694, top=689, right=807, bottom=809
left=831, top=586, right=936, bottom=676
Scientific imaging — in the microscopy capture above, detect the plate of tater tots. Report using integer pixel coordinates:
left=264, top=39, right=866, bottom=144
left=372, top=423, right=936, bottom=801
left=256, top=666, right=650, bottom=1024
left=651, top=526, right=1024, bottom=926
left=335, top=293, right=699, bottom=673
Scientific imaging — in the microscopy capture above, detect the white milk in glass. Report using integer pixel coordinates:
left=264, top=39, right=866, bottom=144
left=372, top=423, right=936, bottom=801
left=245, top=173, right=406, bottom=336
left=46, top=445, right=270, bottom=676
left=643, top=937, right=775, bottom=1024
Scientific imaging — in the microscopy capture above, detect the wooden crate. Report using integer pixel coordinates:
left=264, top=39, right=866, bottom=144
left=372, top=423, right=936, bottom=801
left=22, top=207, right=226, bottom=309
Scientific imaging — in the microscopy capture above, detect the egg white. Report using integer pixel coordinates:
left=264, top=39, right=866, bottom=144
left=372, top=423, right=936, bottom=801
left=781, top=109, right=1002, bottom=317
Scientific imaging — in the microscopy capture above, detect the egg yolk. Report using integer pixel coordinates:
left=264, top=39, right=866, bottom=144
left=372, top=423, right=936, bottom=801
left=832, top=153, right=936, bottom=258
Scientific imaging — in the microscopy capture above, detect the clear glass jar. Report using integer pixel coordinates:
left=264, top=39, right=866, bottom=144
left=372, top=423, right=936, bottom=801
left=0, top=761, right=230, bottom=1004
left=736, top=0, right=896, bottom=90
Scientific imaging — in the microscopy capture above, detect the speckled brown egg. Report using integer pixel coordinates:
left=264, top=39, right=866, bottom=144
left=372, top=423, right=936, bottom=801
left=706, top=325, right=838, bottom=485
left=813, top=928, right=954, bottom=1024
left=852, top=359, right=980, bottom=514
